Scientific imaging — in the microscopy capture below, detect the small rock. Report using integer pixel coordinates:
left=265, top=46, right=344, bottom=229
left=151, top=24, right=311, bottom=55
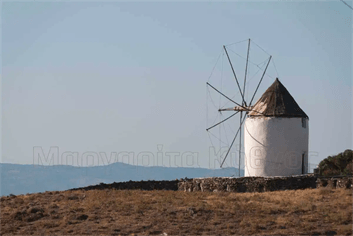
left=77, top=214, right=88, bottom=220
left=29, top=207, right=44, bottom=214
left=68, top=195, right=79, bottom=200
left=325, top=230, right=337, bottom=236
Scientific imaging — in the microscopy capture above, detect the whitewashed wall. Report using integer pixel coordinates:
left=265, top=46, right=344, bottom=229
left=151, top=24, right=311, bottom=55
left=244, top=117, right=309, bottom=177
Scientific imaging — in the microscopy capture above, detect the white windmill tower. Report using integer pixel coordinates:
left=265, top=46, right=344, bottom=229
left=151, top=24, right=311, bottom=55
left=244, top=78, right=309, bottom=176
left=206, top=39, right=309, bottom=177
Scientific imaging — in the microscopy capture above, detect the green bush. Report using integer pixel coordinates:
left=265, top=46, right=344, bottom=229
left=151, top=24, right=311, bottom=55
left=318, top=149, right=353, bottom=176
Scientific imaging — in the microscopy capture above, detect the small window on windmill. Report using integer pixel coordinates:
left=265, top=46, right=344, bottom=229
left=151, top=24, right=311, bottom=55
left=302, top=152, right=305, bottom=174
left=302, top=118, right=306, bottom=128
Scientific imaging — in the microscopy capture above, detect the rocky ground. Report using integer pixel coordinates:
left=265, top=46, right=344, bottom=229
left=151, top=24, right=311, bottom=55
left=1, top=187, right=352, bottom=235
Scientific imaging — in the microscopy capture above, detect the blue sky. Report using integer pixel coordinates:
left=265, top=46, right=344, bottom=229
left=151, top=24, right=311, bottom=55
left=1, top=1, right=352, bottom=169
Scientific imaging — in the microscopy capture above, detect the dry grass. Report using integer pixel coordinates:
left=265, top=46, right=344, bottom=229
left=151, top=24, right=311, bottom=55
left=1, top=188, right=352, bottom=235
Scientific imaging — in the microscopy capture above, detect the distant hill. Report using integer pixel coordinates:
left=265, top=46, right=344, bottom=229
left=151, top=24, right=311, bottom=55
left=318, top=149, right=353, bottom=176
left=0, top=163, right=243, bottom=196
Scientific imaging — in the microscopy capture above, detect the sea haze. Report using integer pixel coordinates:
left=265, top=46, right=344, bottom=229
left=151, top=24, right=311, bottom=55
left=0, top=163, right=243, bottom=196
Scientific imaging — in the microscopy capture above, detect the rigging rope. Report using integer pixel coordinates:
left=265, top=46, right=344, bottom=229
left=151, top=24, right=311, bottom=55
left=207, top=87, right=223, bottom=130
left=224, top=39, right=248, bottom=47
left=207, top=132, right=222, bottom=165
left=207, top=49, right=223, bottom=82
left=227, top=48, right=275, bottom=80
left=206, top=83, right=208, bottom=129
left=207, top=87, right=220, bottom=111
left=207, top=130, right=229, bottom=147
left=272, top=58, right=280, bottom=78
left=251, top=39, right=271, bottom=56
left=222, top=122, right=230, bottom=146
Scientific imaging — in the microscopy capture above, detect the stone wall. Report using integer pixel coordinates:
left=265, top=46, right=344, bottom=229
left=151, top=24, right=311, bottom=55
left=178, top=175, right=353, bottom=192
left=70, top=180, right=179, bottom=191
left=178, top=175, right=317, bottom=192
left=69, top=175, right=353, bottom=193
left=316, top=176, right=352, bottom=189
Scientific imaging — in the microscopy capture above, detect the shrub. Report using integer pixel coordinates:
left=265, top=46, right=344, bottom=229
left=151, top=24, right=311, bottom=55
left=343, top=162, right=353, bottom=176
left=318, top=150, right=353, bottom=176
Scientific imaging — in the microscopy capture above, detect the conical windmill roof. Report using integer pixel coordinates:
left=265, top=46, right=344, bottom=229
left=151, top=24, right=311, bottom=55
left=248, top=78, right=308, bottom=118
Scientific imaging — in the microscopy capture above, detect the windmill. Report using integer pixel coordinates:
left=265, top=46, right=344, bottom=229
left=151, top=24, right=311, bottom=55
left=206, top=39, right=309, bottom=177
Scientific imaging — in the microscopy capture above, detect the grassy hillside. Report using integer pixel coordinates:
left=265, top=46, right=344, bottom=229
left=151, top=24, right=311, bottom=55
left=318, top=149, right=353, bottom=176
left=1, top=188, right=352, bottom=235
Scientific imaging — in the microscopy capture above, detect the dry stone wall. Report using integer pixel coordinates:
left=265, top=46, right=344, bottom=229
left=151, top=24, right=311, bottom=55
left=178, top=175, right=317, bottom=192
left=70, top=175, right=353, bottom=193
left=179, top=175, right=353, bottom=192
left=316, top=176, right=352, bottom=189
left=70, top=180, right=179, bottom=191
